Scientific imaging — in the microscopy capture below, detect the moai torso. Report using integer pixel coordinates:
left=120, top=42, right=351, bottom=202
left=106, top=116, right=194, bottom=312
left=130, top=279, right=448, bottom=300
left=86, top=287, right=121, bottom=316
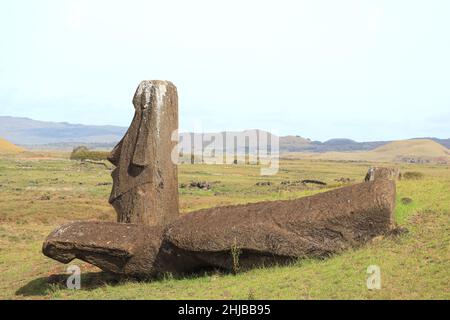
left=108, top=80, right=179, bottom=226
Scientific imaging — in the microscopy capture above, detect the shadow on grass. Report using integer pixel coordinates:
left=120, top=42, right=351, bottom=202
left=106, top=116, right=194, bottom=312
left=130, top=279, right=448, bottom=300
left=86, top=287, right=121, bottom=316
left=15, top=259, right=311, bottom=297
left=15, top=267, right=228, bottom=297
left=15, top=272, right=124, bottom=297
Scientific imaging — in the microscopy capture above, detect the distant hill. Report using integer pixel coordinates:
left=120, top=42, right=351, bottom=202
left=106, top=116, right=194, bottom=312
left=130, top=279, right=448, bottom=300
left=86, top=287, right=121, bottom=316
left=369, top=139, right=450, bottom=163
left=0, top=116, right=448, bottom=153
left=0, top=116, right=126, bottom=146
left=423, top=138, right=450, bottom=149
left=279, top=135, right=312, bottom=152
left=0, top=137, right=24, bottom=154
left=306, top=138, right=389, bottom=152
left=284, top=139, right=450, bottom=164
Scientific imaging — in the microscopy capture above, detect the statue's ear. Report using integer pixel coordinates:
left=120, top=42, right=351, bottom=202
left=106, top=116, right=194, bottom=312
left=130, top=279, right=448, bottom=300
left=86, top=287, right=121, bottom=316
left=131, top=109, right=151, bottom=167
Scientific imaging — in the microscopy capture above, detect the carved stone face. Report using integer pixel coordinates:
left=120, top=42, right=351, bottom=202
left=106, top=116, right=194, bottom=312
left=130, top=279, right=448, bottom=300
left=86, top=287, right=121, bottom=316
left=108, top=80, right=180, bottom=226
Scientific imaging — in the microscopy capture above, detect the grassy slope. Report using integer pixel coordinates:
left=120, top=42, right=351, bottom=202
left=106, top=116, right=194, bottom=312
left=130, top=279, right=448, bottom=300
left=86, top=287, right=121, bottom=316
left=0, top=138, right=24, bottom=154
left=0, top=154, right=449, bottom=299
left=370, top=139, right=450, bottom=160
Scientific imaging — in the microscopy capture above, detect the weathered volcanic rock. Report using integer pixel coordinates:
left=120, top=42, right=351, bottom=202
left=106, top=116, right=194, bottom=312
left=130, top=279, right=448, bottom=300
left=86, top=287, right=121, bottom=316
left=161, top=179, right=396, bottom=273
left=42, top=221, right=164, bottom=276
left=365, top=167, right=401, bottom=182
left=108, top=80, right=179, bottom=226
left=43, top=179, right=396, bottom=276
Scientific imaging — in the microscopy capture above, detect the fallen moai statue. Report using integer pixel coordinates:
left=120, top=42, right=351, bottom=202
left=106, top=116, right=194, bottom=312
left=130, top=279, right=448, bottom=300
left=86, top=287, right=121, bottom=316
left=42, top=80, right=399, bottom=277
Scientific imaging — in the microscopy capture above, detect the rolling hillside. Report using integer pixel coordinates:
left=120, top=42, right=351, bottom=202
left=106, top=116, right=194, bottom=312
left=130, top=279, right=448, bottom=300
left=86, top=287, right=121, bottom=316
left=0, top=116, right=449, bottom=153
left=284, top=139, right=450, bottom=164
left=0, top=138, right=24, bottom=154
left=0, top=116, right=126, bottom=146
left=370, top=139, right=450, bottom=162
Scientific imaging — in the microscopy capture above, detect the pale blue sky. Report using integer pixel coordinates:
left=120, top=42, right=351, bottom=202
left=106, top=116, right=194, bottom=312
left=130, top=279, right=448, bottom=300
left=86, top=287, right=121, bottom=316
left=1, top=0, right=449, bottom=141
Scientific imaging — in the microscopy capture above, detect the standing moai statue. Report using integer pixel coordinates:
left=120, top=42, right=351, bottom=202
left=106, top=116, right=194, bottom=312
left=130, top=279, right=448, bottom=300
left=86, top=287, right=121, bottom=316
left=108, top=80, right=179, bottom=226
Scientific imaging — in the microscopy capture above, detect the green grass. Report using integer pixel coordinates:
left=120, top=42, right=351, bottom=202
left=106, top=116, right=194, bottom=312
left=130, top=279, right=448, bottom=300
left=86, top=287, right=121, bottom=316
left=0, top=153, right=449, bottom=299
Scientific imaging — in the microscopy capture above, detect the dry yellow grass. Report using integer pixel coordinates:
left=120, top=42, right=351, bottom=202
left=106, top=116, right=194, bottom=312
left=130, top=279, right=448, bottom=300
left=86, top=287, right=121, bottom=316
left=371, top=139, right=449, bottom=159
left=0, top=138, right=24, bottom=154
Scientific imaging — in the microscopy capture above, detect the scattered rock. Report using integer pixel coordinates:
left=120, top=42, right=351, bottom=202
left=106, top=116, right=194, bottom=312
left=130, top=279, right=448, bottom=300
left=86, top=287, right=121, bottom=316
left=190, top=181, right=210, bottom=189
left=301, top=179, right=327, bottom=186
left=334, top=177, right=354, bottom=183
left=401, top=197, right=413, bottom=205
left=280, top=179, right=327, bottom=187
left=96, top=182, right=112, bottom=186
left=255, top=181, right=272, bottom=186
left=280, top=180, right=302, bottom=186
left=39, top=194, right=51, bottom=201
left=188, top=181, right=219, bottom=190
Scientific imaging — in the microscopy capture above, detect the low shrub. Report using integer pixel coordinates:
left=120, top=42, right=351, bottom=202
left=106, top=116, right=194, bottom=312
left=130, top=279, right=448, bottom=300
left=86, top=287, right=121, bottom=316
left=403, top=171, right=424, bottom=180
left=70, top=146, right=110, bottom=161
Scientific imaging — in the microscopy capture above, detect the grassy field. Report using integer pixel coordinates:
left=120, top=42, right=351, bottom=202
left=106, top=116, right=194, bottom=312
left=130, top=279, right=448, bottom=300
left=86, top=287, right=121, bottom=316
left=0, top=152, right=449, bottom=299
